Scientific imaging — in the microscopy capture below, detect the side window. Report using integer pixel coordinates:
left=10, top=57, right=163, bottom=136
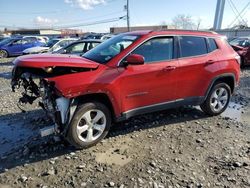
left=92, top=42, right=100, bottom=48
left=58, top=41, right=67, bottom=47
left=22, top=39, right=29, bottom=44
left=67, top=43, right=85, bottom=53
left=22, top=38, right=35, bottom=44
left=12, top=39, right=22, bottom=45
left=208, top=38, right=218, bottom=52
left=132, top=37, right=174, bottom=63
left=179, top=36, right=207, bottom=58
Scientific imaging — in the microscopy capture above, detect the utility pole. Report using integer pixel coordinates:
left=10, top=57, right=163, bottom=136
left=126, top=0, right=130, bottom=31
left=213, top=0, right=225, bottom=30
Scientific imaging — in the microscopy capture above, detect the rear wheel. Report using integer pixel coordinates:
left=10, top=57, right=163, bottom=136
left=66, top=102, right=111, bottom=149
left=0, top=50, right=8, bottom=58
left=200, top=82, right=231, bottom=116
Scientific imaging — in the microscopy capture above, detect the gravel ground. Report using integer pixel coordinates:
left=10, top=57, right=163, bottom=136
left=0, top=57, right=250, bottom=188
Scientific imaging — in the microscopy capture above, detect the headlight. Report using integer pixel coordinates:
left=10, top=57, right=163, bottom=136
left=43, top=67, right=53, bottom=73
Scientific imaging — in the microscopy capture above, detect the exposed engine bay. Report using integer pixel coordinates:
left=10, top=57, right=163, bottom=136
left=11, top=66, right=91, bottom=136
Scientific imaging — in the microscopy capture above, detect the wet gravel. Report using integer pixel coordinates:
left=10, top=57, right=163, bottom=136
left=0, top=57, right=250, bottom=188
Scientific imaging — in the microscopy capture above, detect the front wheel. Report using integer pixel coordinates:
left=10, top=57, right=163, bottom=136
left=66, top=102, right=111, bottom=149
left=200, top=82, right=231, bottom=116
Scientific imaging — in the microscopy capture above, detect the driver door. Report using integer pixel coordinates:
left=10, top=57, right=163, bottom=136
left=118, top=36, right=179, bottom=113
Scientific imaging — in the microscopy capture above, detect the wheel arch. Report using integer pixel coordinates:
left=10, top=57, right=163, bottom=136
left=204, top=73, right=236, bottom=101
left=74, top=93, right=117, bottom=122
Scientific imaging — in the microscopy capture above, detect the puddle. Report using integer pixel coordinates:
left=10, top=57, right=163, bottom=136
left=221, top=102, right=250, bottom=124
left=0, top=119, right=39, bottom=158
left=95, top=150, right=132, bottom=166
left=0, top=72, right=11, bottom=79
left=95, top=140, right=132, bottom=166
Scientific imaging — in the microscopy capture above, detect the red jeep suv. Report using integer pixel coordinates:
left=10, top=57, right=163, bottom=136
left=12, top=30, right=240, bottom=148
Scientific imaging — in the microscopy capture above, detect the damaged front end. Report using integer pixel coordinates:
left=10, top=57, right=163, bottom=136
left=12, top=66, right=74, bottom=136
left=11, top=54, right=99, bottom=137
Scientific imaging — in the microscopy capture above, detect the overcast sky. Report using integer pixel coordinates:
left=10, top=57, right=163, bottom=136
left=0, top=0, right=250, bottom=32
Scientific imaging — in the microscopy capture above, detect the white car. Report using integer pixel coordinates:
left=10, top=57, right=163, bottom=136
left=23, top=38, right=78, bottom=55
left=22, top=36, right=48, bottom=44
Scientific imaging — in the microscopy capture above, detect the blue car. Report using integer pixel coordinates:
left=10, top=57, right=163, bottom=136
left=0, top=37, right=45, bottom=58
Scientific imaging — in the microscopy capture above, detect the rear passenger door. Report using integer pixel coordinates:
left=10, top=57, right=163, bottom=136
left=176, top=36, right=218, bottom=100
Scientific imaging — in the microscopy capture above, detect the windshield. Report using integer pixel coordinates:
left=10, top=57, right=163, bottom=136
left=45, top=39, right=60, bottom=47
left=83, top=34, right=140, bottom=64
left=0, top=38, right=15, bottom=46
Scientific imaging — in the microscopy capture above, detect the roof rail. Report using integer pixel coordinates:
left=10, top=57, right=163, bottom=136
left=153, top=29, right=218, bottom=34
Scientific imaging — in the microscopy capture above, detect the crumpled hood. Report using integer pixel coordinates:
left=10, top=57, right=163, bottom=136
left=231, top=45, right=248, bottom=56
left=23, top=46, right=50, bottom=53
left=13, top=54, right=99, bottom=69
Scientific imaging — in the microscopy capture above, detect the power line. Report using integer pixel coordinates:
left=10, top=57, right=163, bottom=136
left=2, top=11, right=124, bottom=27
left=228, top=0, right=247, bottom=27
left=0, top=16, right=126, bottom=29
left=228, top=1, right=250, bottom=27
left=54, top=16, right=126, bottom=29
left=55, top=11, right=124, bottom=25
left=227, top=0, right=242, bottom=23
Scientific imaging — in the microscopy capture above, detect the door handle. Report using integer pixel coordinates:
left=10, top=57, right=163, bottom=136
left=205, top=60, right=215, bottom=65
left=162, top=66, right=176, bottom=71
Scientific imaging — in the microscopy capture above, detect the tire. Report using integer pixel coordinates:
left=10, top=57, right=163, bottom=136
left=200, top=82, right=231, bottom=116
left=240, top=57, right=245, bottom=68
left=66, top=102, right=111, bottom=149
left=0, top=50, right=8, bottom=58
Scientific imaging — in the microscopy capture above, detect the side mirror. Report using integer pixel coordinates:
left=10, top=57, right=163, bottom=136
left=125, top=54, right=145, bottom=65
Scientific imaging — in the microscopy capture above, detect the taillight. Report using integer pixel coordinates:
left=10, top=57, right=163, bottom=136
left=235, top=55, right=241, bottom=65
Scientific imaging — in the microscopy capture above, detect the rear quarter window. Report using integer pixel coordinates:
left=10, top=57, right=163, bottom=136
left=179, top=36, right=208, bottom=58
left=208, top=38, right=218, bottom=52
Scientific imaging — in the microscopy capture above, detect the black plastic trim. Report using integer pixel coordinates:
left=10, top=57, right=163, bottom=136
left=116, top=96, right=204, bottom=122
left=203, top=73, right=236, bottom=102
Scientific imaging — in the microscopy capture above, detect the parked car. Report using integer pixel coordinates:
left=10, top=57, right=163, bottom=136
left=54, top=39, right=102, bottom=56
left=100, top=34, right=114, bottom=40
left=0, top=35, right=10, bottom=43
left=230, top=37, right=250, bottom=67
left=229, top=37, right=250, bottom=48
left=81, top=33, right=104, bottom=40
left=23, top=35, right=48, bottom=44
left=12, top=30, right=240, bottom=149
left=23, top=38, right=78, bottom=55
left=0, top=36, right=45, bottom=58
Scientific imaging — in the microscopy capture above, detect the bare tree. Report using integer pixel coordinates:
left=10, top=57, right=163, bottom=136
left=196, top=17, right=202, bottom=30
left=172, top=14, right=195, bottom=30
left=232, top=20, right=248, bottom=29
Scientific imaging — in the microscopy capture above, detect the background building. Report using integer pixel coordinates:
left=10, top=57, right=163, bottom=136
left=3, top=29, right=84, bottom=37
left=110, top=25, right=176, bottom=34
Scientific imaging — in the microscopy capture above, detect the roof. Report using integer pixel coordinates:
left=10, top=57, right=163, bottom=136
left=69, top=39, right=102, bottom=44
left=124, top=30, right=221, bottom=37
left=79, top=39, right=103, bottom=42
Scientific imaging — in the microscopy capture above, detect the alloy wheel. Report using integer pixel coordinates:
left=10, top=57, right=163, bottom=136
left=0, top=50, right=8, bottom=58
left=210, top=87, right=229, bottom=112
left=76, top=109, right=106, bottom=142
